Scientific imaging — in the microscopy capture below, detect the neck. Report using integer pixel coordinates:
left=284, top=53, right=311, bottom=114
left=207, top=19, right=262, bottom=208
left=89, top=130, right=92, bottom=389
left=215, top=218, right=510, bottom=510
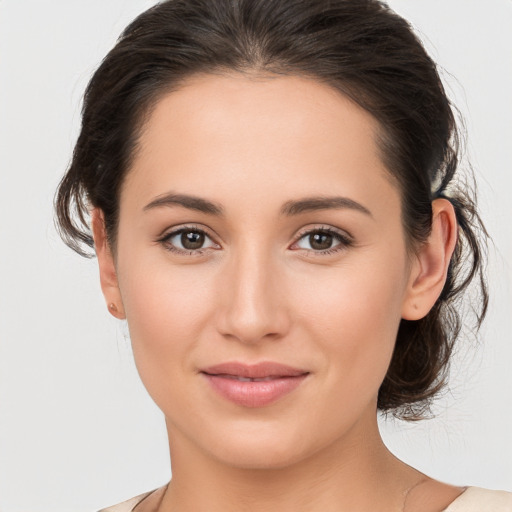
left=159, top=411, right=422, bottom=512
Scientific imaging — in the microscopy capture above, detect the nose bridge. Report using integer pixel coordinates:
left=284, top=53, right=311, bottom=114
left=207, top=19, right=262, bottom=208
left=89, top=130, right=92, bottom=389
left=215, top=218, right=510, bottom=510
left=216, top=240, right=289, bottom=344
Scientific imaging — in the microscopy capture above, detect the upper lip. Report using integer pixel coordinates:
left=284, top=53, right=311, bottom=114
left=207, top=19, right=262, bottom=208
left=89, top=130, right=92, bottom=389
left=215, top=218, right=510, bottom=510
left=200, top=361, right=309, bottom=378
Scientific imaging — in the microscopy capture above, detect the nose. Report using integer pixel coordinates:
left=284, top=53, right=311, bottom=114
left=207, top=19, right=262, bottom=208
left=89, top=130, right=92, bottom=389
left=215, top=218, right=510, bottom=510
left=215, top=245, right=291, bottom=345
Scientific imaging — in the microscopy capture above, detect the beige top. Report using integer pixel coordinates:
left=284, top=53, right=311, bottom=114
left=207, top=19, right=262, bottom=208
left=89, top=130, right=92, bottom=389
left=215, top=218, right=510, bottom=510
left=441, top=487, right=512, bottom=511
left=99, top=486, right=512, bottom=512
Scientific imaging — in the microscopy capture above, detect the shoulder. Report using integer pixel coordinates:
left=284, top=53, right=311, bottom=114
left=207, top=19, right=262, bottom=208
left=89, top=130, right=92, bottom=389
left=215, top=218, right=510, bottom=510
left=443, top=486, right=512, bottom=511
left=97, top=489, right=156, bottom=512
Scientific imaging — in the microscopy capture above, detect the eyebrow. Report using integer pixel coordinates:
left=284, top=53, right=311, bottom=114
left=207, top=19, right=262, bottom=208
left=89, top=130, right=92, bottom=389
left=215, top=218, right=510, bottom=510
left=280, top=196, right=373, bottom=217
left=143, top=192, right=372, bottom=218
left=144, top=193, right=224, bottom=215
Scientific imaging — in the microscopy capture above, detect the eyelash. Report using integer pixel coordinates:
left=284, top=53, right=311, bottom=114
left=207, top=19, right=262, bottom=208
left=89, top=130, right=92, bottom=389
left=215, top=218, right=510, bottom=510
left=157, top=224, right=219, bottom=257
left=157, top=224, right=353, bottom=257
left=292, top=226, right=354, bottom=256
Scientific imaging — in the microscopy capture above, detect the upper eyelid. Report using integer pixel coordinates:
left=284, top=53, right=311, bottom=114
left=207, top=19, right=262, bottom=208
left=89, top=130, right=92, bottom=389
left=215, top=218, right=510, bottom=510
left=293, top=225, right=354, bottom=243
left=159, top=224, right=216, bottom=240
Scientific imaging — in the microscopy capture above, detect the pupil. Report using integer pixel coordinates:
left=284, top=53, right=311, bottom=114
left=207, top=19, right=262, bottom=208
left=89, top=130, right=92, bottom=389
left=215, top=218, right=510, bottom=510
left=181, top=231, right=204, bottom=250
left=310, top=232, right=332, bottom=250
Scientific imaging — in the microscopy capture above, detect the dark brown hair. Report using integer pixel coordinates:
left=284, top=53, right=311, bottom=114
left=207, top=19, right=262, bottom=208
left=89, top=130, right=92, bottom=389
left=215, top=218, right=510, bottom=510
left=55, top=0, right=488, bottom=420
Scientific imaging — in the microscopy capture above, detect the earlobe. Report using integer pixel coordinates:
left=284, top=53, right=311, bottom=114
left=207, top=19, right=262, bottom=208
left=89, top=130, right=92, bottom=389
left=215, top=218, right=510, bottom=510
left=90, top=208, right=126, bottom=319
left=402, top=199, right=458, bottom=321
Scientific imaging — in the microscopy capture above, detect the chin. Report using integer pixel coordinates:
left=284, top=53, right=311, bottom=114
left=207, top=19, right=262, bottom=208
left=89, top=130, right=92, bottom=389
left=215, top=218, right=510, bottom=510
left=198, top=420, right=322, bottom=471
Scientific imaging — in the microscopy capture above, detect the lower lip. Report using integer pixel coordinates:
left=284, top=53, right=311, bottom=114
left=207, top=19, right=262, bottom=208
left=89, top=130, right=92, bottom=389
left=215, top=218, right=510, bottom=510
left=201, top=373, right=309, bottom=407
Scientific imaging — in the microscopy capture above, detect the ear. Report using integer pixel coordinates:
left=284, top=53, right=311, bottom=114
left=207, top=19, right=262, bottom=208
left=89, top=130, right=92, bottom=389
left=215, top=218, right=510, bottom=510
left=90, top=208, right=126, bottom=319
left=401, top=198, right=458, bottom=320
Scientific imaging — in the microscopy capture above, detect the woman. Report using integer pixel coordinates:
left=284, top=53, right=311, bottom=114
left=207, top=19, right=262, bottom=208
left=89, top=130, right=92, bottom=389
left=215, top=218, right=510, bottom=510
left=54, top=0, right=512, bottom=510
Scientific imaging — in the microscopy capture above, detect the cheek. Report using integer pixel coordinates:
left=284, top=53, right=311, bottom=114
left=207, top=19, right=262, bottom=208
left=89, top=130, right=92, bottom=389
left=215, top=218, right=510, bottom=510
left=293, top=253, right=408, bottom=396
left=116, top=252, right=218, bottom=393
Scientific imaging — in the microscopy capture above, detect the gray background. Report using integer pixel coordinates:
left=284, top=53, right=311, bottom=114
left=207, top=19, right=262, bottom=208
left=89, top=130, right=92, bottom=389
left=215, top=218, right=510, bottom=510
left=0, top=1, right=511, bottom=511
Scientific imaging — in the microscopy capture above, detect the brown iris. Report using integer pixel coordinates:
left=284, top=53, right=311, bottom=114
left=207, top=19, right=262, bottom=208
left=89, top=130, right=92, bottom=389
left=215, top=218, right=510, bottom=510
left=309, top=232, right=334, bottom=250
left=181, top=231, right=205, bottom=250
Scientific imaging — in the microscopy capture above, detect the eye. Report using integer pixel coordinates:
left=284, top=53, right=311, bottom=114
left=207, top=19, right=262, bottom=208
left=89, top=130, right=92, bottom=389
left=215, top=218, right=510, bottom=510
left=158, top=226, right=220, bottom=255
left=291, top=227, right=353, bottom=255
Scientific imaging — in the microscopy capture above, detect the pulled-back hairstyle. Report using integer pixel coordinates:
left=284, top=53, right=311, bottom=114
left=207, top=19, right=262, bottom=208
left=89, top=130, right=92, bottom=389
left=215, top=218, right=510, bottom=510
left=55, top=0, right=488, bottom=420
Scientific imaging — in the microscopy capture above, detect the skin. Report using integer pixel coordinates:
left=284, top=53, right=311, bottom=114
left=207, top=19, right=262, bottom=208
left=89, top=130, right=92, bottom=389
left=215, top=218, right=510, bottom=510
left=92, top=73, right=463, bottom=511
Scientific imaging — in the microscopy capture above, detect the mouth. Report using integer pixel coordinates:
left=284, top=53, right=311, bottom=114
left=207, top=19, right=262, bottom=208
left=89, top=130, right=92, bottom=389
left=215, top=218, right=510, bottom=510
left=200, top=361, right=310, bottom=407
left=206, top=375, right=296, bottom=382
left=200, top=360, right=309, bottom=379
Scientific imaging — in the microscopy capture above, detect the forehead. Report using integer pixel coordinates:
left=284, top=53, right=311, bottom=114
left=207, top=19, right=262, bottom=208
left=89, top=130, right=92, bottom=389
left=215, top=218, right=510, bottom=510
left=123, top=72, right=397, bottom=215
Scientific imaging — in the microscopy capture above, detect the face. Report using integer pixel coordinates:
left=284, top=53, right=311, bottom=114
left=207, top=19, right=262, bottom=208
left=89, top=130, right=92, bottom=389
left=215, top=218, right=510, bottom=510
left=104, top=73, right=420, bottom=469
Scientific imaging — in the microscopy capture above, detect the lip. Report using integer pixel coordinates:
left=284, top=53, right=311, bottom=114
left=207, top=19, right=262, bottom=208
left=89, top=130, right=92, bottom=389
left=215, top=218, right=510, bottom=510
left=200, top=361, right=309, bottom=379
left=200, top=361, right=310, bottom=408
